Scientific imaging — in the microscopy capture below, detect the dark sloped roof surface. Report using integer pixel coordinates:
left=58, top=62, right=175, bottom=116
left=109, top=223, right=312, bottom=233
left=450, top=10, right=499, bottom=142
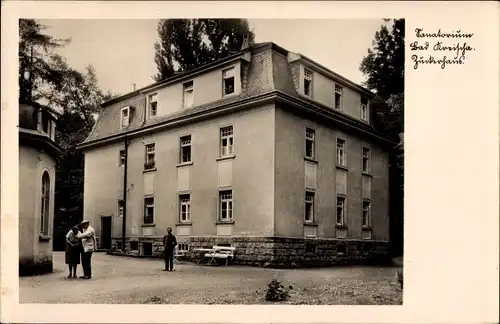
left=82, top=42, right=375, bottom=146
left=84, top=45, right=287, bottom=144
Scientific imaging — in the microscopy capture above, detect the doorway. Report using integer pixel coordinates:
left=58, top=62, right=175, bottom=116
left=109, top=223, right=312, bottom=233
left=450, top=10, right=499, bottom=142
left=100, top=216, right=112, bottom=250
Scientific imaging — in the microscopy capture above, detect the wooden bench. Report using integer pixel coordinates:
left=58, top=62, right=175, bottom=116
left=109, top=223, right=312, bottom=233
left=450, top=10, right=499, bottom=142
left=204, top=246, right=236, bottom=266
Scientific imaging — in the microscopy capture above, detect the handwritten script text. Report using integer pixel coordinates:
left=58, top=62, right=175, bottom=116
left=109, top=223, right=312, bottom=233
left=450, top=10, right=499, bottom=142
left=410, top=28, right=475, bottom=69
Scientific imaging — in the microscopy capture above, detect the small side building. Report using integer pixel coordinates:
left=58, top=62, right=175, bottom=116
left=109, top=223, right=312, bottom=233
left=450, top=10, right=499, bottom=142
left=19, top=101, right=61, bottom=276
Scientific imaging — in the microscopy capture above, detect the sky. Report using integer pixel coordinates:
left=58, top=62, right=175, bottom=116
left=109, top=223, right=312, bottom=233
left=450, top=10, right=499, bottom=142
left=37, top=19, right=385, bottom=96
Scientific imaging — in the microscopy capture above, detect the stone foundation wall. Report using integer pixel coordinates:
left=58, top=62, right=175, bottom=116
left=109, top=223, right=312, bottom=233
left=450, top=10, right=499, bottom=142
left=110, top=237, right=164, bottom=257
left=19, top=258, right=53, bottom=276
left=108, top=236, right=390, bottom=268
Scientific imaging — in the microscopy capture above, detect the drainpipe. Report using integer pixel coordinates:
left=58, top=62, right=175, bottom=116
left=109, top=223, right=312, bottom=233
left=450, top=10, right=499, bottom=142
left=122, top=134, right=128, bottom=251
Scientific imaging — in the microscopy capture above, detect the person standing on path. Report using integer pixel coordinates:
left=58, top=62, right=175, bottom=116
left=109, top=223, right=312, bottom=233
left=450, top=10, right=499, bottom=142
left=77, top=220, right=96, bottom=279
left=163, top=227, right=177, bottom=271
left=65, top=226, right=82, bottom=278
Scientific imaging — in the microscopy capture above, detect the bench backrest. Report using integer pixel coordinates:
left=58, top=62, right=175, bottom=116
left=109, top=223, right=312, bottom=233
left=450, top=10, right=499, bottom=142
left=212, top=246, right=236, bottom=255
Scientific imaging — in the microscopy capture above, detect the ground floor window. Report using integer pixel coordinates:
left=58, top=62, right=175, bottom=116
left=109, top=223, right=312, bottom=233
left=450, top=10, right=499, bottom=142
left=143, top=197, right=154, bottom=224
left=362, top=200, right=371, bottom=227
left=179, top=194, right=191, bottom=222
left=219, top=190, right=233, bottom=221
left=336, top=196, right=346, bottom=226
left=304, top=191, right=315, bottom=222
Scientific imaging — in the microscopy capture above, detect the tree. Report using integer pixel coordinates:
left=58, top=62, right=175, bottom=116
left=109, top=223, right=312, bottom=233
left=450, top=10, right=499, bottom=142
left=19, top=19, right=70, bottom=103
left=47, top=63, right=117, bottom=250
left=18, top=19, right=118, bottom=250
left=153, top=19, right=255, bottom=81
left=360, top=19, right=405, bottom=257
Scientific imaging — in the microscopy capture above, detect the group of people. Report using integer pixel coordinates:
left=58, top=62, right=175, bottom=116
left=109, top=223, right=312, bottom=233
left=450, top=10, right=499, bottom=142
left=65, top=220, right=96, bottom=279
left=66, top=223, right=178, bottom=277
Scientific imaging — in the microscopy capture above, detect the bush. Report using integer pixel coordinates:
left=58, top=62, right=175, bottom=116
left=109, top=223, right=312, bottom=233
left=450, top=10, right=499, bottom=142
left=265, top=279, right=293, bottom=302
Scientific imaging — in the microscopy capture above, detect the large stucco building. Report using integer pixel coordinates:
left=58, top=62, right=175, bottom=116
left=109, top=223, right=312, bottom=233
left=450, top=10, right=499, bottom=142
left=19, top=102, right=60, bottom=275
left=77, top=42, right=393, bottom=267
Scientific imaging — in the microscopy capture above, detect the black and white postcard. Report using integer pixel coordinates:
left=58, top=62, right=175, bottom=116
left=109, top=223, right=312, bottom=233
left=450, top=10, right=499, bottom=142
left=1, top=1, right=498, bottom=323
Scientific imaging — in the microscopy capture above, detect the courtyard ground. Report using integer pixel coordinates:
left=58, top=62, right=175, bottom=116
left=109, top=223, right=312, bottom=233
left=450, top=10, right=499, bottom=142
left=20, top=252, right=402, bottom=304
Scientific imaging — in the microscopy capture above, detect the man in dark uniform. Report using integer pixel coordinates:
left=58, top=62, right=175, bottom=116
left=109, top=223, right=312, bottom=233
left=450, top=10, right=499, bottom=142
left=163, top=227, right=177, bottom=271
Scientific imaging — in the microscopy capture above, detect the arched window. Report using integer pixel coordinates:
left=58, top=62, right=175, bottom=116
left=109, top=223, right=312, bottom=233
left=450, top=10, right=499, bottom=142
left=40, top=172, right=50, bottom=235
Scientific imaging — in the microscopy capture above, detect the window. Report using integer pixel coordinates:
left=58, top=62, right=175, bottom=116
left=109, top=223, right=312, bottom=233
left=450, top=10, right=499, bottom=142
left=305, top=128, right=315, bottom=159
left=335, top=85, right=343, bottom=110
left=336, top=196, right=346, bottom=226
left=143, top=197, right=154, bottom=224
left=304, top=69, right=312, bottom=97
left=130, top=241, right=138, bottom=251
left=361, top=98, right=369, bottom=122
left=336, top=138, right=346, bottom=166
left=40, top=172, right=50, bottom=235
left=183, top=81, right=194, bottom=108
left=219, top=190, right=233, bottom=221
left=120, top=107, right=130, bottom=128
left=177, top=243, right=190, bottom=252
left=119, top=150, right=125, bottom=166
left=362, top=201, right=371, bottom=227
left=148, top=93, right=158, bottom=118
left=222, top=68, right=235, bottom=96
left=220, top=126, right=234, bottom=157
left=305, top=242, right=316, bottom=254
left=362, top=147, right=370, bottom=173
left=144, top=143, right=155, bottom=169
left=143, top=242, right=153, bottom=256
left=179, top=194, right=191, bottom=222
left=118, top=200, right=124, bottom=218
left=180, top=135, right=192, bottom=163
left=305, top=191, right=315, bottom=223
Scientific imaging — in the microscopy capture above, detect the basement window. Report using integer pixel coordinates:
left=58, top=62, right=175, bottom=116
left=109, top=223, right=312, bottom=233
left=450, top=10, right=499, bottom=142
left=130, top=241, right=138, bottom=251
left=305, top=242, right=317, bottom=254
left=142, top=242, right=152, bottom=256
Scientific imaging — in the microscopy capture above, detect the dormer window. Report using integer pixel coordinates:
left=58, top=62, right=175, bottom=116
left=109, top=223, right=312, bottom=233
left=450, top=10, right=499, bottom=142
left=120, top=106, right=130, bottom=128
left=361, top=98, right=369, bottom=122
left=335, top=85, right=343, bottom=110
left=183, top=81, right=194, bottom=108
left=304, top=69, right=313, bottom=97
left=222, top=67, right=235, bottom=96
left=148, top=93, right=158, bottom=118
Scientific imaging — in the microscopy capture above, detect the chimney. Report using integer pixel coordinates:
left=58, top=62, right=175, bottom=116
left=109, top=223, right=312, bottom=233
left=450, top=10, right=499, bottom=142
left=133, top=83, right=136, bottom=91
left=240, top=33, right=250, bottom=50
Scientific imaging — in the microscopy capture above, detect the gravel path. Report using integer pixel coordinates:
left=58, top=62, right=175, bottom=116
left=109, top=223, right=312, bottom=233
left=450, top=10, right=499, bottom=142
left=20, top=252, right=402, bottom=304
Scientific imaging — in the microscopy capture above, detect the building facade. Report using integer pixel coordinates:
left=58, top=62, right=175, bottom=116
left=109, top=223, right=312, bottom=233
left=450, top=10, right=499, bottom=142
left=19, top=102, right=60, bottom=275
left=78, top=43, right=393, bottom=267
